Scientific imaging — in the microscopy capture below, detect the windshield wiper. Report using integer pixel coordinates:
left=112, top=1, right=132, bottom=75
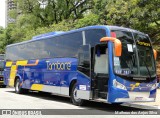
left=143, top=59, right=151, bottom=79
left=126, top=54, right=136, bottom=74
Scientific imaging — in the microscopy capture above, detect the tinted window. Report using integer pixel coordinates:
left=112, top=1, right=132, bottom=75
left=113, top=30, right=138, bottom=75
left=50, top=32, right=83, bottom=57
left=85, top=29, right=106, bottom=47
left=6, top=46, right=21, bottom=61
left=134, top=33, right=156, bottom=76
left=6, top=32, right=83, bottom=61
left=0, top=55, right=4, bottom=60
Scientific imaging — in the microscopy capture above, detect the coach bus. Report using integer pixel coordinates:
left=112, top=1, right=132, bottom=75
left=0, top=54, right=6, bottom=88
left=3, top=25, right=157, bottom=105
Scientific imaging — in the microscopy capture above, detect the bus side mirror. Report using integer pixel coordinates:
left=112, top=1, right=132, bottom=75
left=153, top=49, right=157, bottom=60
left=100, top=37, right=122, bottom=57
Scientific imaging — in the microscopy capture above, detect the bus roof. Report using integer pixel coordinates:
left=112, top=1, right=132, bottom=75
left=6, top=25, right=146, bottom=48
left=108, top=26, right=146, bottom=35
left=32, top=31, right=65, bottom=40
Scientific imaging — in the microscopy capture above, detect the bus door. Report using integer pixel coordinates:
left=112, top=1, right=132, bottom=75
left=92, top=44, right=109, bottom=100
left=77, top=45, right=91, bottom=100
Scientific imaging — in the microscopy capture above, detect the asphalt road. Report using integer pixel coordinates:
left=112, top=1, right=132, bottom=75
left=0, top=87, right=159, bottom=118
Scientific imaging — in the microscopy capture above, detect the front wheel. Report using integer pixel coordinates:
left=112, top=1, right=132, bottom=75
left=15, top=79, right=28, bottom=94
left=71, top=83, right=84, bottom=106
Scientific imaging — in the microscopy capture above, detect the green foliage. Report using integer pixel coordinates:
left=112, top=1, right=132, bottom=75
left=0, top=0, right=159, bottom=54
left=9, top=9, right=18, bottom=19
left=75, top=13, right=99, bottom=28
left=0, top=26, right=4, bottom=34
left=13, top=0, right=93, bottom=26
left=16, top=14, right=41, bottom=29
left=105, top=0, right=160, bottom=48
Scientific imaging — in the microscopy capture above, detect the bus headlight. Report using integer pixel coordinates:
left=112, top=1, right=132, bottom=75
left=113, top=79, right=127, bottom=90
left=151, top=83, right=158, bottom=90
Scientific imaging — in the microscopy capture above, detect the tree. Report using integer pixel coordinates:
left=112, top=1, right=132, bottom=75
left=13, top=0, right=94, bottom=26
left=0, top=26, right=4, bottom=34
left=75, top=13, right=99, bottom=28
left=2, top=0, right=159, bottom=54
left=94, top=0, right=160, bottom=49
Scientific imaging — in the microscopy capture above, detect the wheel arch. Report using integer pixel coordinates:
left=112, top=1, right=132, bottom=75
left=14, top=75, right=22, bottom=87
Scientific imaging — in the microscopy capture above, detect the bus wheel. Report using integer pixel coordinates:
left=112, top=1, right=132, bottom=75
left=71, top=83, right=84, bottom=106
left=15, top=79, right=28, bottom=94
left=2, top=85, right=6, bottom=88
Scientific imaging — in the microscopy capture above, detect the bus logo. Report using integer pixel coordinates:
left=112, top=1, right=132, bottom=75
left=46, top=61, right=71, bottom=71
left=130, top=83, right=140, bottom=91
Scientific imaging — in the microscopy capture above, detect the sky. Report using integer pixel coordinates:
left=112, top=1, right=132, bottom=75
left=0, top=0, right=6, bottom=28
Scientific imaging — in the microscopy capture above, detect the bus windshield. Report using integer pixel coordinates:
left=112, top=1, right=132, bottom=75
left=113, top=30, right=156, bottom=78
left=135, top=33, right=156, bottom=77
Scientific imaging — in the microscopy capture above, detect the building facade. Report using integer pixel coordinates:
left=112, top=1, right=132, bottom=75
left=5, top=0, right=17, bottom=27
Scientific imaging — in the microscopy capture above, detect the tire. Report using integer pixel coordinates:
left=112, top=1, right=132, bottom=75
left=38, top=91, right=51, bottom=95
left=15, top=79, right=28, bottom=94
left=2, top=85, right=6, bottom=88
left=71, top=83, right=84, bottom=106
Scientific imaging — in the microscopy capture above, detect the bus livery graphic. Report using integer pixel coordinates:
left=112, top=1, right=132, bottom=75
left=5, top=60, right=39, bottom=86
left=130, top=83, right=140, bottom=91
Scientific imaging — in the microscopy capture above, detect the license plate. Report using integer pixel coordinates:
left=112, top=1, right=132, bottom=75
left=135, top=97, right=143, bottom=100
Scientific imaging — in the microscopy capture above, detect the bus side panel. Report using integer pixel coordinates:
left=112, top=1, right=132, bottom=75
left=76, top=72, right=91, bottom=100
left=59, top=58, right=79, bottom=96
left=4, top=58, right=91, bottom=98
left=60, top=73, right=78, bottom=95
left=21, top=59, right=48, bottom=91
left=22, top=58, right=79, bottom=96
left=3, top=66, right=10, bottom=86
left=16, top=65, right=25, bottom=86
left=4, top=61, right=12, bottom=86
left=3, top=62, right=24, bottom=87
left=4, top=61, right=17, bottom=87
left=22, top=61, right=43, bottom=90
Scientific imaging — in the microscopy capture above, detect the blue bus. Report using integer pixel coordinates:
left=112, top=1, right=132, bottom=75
left=3, top=25, right=157, bottom=105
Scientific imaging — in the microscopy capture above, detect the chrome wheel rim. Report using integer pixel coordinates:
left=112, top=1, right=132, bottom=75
left=15, top=81, right=19, bottom=92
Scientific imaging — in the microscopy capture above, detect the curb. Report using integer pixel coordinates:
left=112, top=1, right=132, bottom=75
left=121, top=103, right=160, bottom=109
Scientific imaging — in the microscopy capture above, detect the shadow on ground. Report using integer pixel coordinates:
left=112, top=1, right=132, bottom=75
left=5, top=89, right=146, bottom=113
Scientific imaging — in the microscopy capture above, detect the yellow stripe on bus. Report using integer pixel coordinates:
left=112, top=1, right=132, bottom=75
left=130, top=83, right=140, bottom=91
left=9, top=65, right=17, bottom=86
left=31, top=84, right=43, bottom=91
left=16, top=60, right=28, bottom=66
left=7, top=60, right=39, bottom=87
left=6, top=61, right=13, bottom=67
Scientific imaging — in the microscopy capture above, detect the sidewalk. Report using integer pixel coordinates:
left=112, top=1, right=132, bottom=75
left=122, top=89, right=160, bottom=109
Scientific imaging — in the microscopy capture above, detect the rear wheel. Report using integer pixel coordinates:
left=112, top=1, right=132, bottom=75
left=71, top=83, right=84, bottom=106
left=15, top=79, right=28, bottom=94
left=2, top=85, right=6, bottom=88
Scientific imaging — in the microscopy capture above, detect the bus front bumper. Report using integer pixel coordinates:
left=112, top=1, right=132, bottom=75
left=108, top=86, right=156, bottom=103
left=115, top=97, right=155, bottom=102
left=114, top=91, right=156, bottom=102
